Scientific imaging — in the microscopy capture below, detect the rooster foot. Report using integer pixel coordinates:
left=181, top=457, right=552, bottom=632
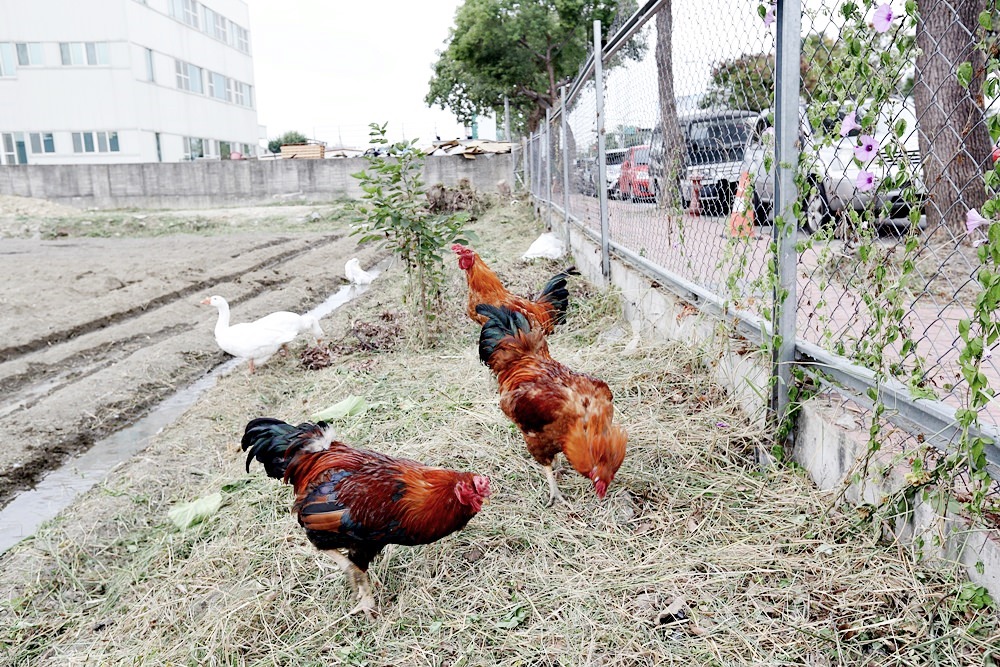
left=350, top=593, right=377, bottom=619
left=542, top=464, right=572, bottom=508
left=545, top=489, right=573, bottom=508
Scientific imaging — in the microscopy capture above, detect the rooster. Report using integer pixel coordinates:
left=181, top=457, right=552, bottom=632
left=452, top=243, right=577, bottom=334
left=476, top=304, right=627, bottom=506
left=242, top=418, right=491, bottom=617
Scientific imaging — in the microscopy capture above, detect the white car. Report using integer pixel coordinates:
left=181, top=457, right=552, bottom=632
left=742, top=99, right=925, bottom=233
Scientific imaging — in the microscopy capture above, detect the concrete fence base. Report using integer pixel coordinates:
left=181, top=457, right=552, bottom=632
left=0, top=154, right=514, bottom=210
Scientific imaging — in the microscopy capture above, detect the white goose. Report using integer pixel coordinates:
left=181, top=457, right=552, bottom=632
left=201, top=295, right=324, bottom=373
left=345, top=257, right=377, bottom=285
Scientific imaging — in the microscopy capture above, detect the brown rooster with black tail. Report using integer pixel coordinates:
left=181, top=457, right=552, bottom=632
left=242, top=418, right=491, bottom=617
left=452, top=243, right=578, bottom=334
left=476, top=304, right=627, bottom=507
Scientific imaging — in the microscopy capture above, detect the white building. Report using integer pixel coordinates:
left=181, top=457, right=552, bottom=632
left=0, top=0, right=261, bottom=164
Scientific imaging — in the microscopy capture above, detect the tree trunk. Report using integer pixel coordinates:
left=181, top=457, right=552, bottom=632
left=913, top=0, right=990, bottom=241
left=654, top=2, right=685, bottom=215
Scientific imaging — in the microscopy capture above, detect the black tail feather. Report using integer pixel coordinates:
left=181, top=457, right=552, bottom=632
left=476, top=304, right=531, bottom=366
left=241, top=417, right=327, bottom=480
left=536, top=266, right=579, bottom=326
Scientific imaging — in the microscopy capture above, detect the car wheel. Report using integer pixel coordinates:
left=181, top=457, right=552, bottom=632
left=719, top=182, right=736, bottom=216
left=801, top=183, right=832, bottom=235
left=752, top=192, right=768, bottom=224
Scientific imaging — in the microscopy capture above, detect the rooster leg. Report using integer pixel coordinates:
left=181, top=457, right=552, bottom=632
left=325, top=551, right=376, bottom=618
left=351, top=570, right=377, bottom=618
left=247, top=358, right=256, bottom=374
left=543, top=464, right=570, bottom=508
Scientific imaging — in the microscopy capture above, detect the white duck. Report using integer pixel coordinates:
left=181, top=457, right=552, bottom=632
left=345, top=257, right=377, bottom=285
left=201, top=295, right=324, bottom=373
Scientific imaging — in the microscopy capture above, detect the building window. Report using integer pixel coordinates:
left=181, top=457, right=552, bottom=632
left=72, top=131, right=120, bottom=153
left=204, top=7, right=228, bottom=42
left=60, top=42, right=110, bottom=66
left=170, top=0, right=200, bottom=29
left=29, top=132, right=55, bottom=153
left=0, top=43, right=16, bottom=76
left=184, top=136, right=205, bottom=160
left=229, top=80, right=253, bottom=108
left=145, top=48, right=155, bottom=82
left=2, top=132, right=29, bottom=164
left=15, top=43, right=44, bottom=66
left=232, top=24, right=249, bottom=53
left=208, top=71, right=229, bottom=101
left=175, top=59, right=203, bottom=94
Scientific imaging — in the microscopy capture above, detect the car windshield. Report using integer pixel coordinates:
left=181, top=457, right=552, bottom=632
left=632, top=147, right=650, bottom=164
left=606, top=151, right=628, bottom=166
left=686, top=117, right=750, bottom=166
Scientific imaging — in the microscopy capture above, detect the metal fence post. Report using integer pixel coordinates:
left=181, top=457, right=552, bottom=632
left=593, top=19, right=611, bottom=281
left=523, top=135, right=530, bottom=197
left=772, top=0, right=801, bottom=431
left=504, top=96, right=514, bottom=191
left=560, top=85, right=571, bottom=249
left=545, top=108, right=553, bottom=230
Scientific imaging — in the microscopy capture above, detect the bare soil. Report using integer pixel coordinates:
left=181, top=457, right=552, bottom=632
left=0, top=198, right=383, bottom=508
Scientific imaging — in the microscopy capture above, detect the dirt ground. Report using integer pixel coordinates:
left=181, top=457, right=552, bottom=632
left=0, top=196, right=384, bottom=507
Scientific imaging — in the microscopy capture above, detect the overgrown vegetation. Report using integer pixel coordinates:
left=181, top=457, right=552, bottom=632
left=350, top=122, right=475, bottom=346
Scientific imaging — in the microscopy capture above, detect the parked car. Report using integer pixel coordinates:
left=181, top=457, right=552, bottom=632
left=605, top=148, right=629, bottom=198
left=649, top=109, right=759, bottom=215
left=742, top=98, right=925, bottom=233
left=618, top=145, right=655, bottom=201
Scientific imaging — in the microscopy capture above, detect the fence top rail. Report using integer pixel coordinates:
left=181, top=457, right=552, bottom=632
left=558, top=0, right=666, bottom=118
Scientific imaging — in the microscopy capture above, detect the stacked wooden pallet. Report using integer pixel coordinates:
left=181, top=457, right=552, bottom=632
left=279, top=144, right=325, bottom=159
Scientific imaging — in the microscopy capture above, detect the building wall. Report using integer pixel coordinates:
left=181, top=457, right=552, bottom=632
left=0, top=154, right=514, bottom=209
left=0, top=0, right=259, bottom=165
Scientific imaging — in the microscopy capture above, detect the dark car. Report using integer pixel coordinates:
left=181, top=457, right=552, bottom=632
left=649, top=109, right=758, bottom=215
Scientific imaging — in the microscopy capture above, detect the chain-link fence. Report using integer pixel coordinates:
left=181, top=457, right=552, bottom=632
left=525, top=0, right=1000, bottom=495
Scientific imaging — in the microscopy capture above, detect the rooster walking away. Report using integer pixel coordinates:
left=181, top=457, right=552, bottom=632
left=452, top=243, right=578, bottom=334
left=476, top=304, right=627, bottom=506
left=242, top=418, right=491, bottom=617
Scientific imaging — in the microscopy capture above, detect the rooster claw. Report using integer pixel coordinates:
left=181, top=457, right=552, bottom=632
left=350, top=594, right=377, bottom=619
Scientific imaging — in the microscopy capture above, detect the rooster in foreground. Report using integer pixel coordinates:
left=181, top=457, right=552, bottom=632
left=476, top=305, right=627, bottom=506
left=452, top=243, right=577, bottom=334
left=242, top=418, right=491, bottom=617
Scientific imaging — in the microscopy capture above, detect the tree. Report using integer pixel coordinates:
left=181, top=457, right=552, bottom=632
left=349, top=124, right=475, bottom=346
left=913, top=0, right=990, bottom=240
left=700, top=34, right=850, bottom=112
left=653, top=1, right=684, bottom=213
left=426, top=0, right=637, bottom=133
left=267, top=131, right=308, bottom=154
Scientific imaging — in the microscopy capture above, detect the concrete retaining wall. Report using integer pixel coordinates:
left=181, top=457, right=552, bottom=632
left=553, top=214, right=1000, bottom=602
left=0, top=154, right=513, bottom=210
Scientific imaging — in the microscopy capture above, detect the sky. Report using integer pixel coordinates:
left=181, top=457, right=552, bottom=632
left=244, top=0, right=497, bottom=150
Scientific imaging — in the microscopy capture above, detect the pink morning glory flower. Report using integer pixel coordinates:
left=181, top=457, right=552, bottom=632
left=839, top=110, right=861, bottom=137
left=856, top=170, right=876, bottom=192
left=763, top=3, right=776, bottom=27
left=872, top=3, right=894, bottom=33
left=967, top=208, right=990, bottom=234
left=854, top=135, right=880, bottom=162
left=716, top=421, right=730, bottom=428
left=974, top=238, right=990, bottom=248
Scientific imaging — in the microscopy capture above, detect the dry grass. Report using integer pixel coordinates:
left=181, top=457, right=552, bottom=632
left=1, top=204, right=997, bottom=666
